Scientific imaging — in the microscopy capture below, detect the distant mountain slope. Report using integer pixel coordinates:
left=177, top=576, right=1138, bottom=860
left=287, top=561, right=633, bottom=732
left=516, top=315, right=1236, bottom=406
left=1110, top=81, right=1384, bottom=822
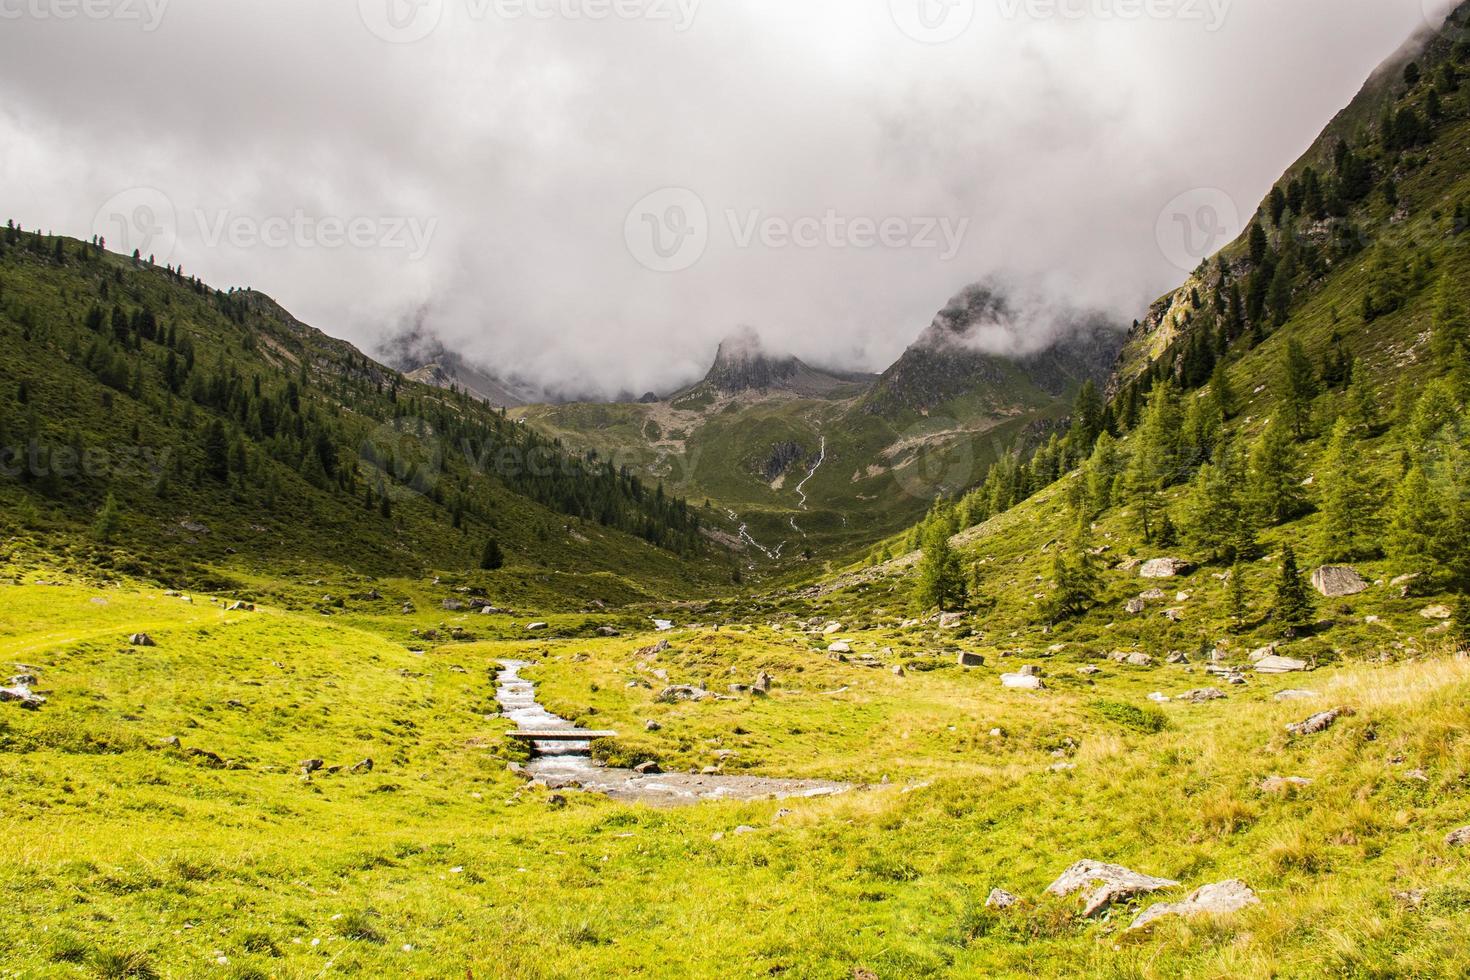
left=864, top=284, right=1122, bottom=417
left=671, top=327, right=877, bottom=402
left=0, top=229, right=722, bottom=599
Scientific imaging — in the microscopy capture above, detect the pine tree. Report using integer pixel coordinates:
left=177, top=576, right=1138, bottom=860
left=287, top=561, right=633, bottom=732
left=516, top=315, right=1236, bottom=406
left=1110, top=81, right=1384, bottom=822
left=1282, top=338, right=1319, bottom=439
left=1248, top=221, right=1269, bottom=265
left=1408, top=378, right=1458, bottom=447
left=1343, top=370, right=1381, bottom=436
left=1045, top=520, right=1101, bottom=622
left=202, top=420, right=230, bottom=481
left=1228, top=562, right=1248, bottom=632
left=1430, top=276, right=1469, bottom=369
left=913, top=515, right=965, bottom=612
left=1181, top=440, right=1253, bottom=563
left=1208, top=360, right=1237, bottom=420
left=1388, top=464, right=1441, bottom=574
left=480, top=537, right=505, bottom=571
left=1249, top=416, right=1307, bottom=525
left=92, top=492, right=121, bottom=544
left=1071, top=380, right=1104, bottom=453
left=1315, top=417, right=1381, bottom=561
left=1272, top=545, right=1315, bottom=637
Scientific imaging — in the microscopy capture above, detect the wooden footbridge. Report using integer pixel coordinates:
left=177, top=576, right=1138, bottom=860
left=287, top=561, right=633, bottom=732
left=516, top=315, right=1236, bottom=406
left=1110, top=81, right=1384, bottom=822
left=508, top=730, right=617, bottom=743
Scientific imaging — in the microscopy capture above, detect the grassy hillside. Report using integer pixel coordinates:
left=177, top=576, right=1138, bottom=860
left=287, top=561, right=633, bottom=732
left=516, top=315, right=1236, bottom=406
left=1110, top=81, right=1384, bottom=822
left=0, top=232, right=727, bottom=607
left=2, top=576, right=1469, bottom=976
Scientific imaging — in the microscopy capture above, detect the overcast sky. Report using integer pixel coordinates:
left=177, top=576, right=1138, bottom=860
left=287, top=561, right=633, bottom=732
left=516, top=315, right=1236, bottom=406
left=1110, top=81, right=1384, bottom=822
left=0, top=0, right=1454, bottom=397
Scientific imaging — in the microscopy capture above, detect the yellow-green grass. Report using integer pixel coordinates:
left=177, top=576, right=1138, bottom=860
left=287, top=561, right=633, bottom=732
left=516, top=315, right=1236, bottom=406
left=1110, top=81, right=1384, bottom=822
left=2, top=577, right=1469, bottom=977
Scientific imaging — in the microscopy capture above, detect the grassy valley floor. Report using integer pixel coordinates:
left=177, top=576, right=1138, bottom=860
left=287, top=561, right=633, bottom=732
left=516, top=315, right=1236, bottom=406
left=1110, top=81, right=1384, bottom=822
left=2, top=572, right=1469, bottom=977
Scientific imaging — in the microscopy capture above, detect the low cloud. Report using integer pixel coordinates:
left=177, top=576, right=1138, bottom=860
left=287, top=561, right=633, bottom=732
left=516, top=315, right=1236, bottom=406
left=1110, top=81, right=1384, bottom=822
left=0, top=0, right=1439, bottom=399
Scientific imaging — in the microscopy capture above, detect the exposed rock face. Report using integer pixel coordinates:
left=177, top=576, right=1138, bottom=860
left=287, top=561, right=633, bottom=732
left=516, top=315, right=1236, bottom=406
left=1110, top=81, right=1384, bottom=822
left=1140, top=558, right=1191, bottom=579
left=761, top=441, right=809, bottom=481
left=1045, top=860, right=1180, bottom=917
left=1312, top=566, right=1369, bottom=598
left=1129, top=880, right=1260, bottom=931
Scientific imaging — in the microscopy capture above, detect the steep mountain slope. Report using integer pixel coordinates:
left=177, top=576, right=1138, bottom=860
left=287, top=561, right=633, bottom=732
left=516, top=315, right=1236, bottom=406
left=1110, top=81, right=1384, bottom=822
left=803, top=5, right=1470, bottom=658
left=670, top=327, right=877, bottom=401
left=0, top=230, right=724, bottom=602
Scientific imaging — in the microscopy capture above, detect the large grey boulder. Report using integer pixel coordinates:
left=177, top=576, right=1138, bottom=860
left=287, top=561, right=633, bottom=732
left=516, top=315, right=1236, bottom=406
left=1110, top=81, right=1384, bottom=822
left=1140, top=558, right=1192, bottom=579
left=1045, top=860, right=1180, bottom=917
left=1255, top=655, right=1310, bottom=675
left=1129, top=880, right=1260, bottom=931
left=1001, top=673, right=1045, bottom=691
left=956, top=652, right=985, bottom=668
left=1311, top=566, right=1369, bottom=598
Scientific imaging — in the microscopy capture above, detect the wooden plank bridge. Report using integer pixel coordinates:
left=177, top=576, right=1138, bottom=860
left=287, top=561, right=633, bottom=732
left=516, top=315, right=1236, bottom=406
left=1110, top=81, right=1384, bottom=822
left=508, top=730, right=617, bottom=742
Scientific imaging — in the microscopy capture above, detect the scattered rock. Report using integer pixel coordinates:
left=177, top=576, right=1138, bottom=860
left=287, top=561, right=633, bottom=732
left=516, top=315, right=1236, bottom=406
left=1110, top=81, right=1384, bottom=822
left=1274, top=689, right=1318, bottom=701
left=1126, top=599, right=1147, bottom=615
left=1045, top=860, right=1180, bottom=917
left=985, top=889, right=1019, bottom=910
left=1178, top=688, right=1226, bottom=704
left=656, top=685, right=709, bottom=703
left=226, top=601, right=255, bottom=612
left=637, top=640, right=672, bottom=658
left=1391, top=572, right=1422, bottom=597
left=1163, top=608, right=1185, bottom=623
left=0, top=684, right=46, bottom=709
left=828, top=641, right=853, bottom=654
left=1255, top=655, right=1310, bottom=675
left=1286, top=707, right=1354, bottom=736
left=1138, top=589, right=1168, bottom=602
left=1129, top=880, right=1260, bottom=931
left=644, top=720, right=662, bottom=732
left=597, top=626, right=620, bottom=637
left=160, top=735, right=182, bottom=748
left=1019, top=664, right=1043, bottom=678
left=957, top=652, right=985, bottom=668
left=1260, top=775, right=1313, bottom=794
left=1140, top=558, right=1192, bottom=579
left=1249, top=645, right=1277, bottom=662
left=1111, top=652, right=1154, bottom=667
left=753, top=672, right=773, bottom=695
left=633, top=761, right=662, bottom=775
left=1311, top=566, right=1369, bottom=598
left=1001, top=673, right=1045, bottom=691
left=822, top=622, right=844, bottom=635
left=892, top=665, right=906, bottom=677
left=1420, top=605, right=1453, bottom=621
left=300, top=759, right=325, bottom=774
left=350, top=758, right=374, bottom=774
left=1445, top=827, right=1470, bottom=847
left=939, top=612, right=967, bottom=629
left=1148, top=692, right=1171, bottom=704
left=129, top=633, right=156, bottom=647
left=526, top=622, right=549, bottom=632
left=1166, top=652, right=1188, bottom=665
left=1076, top=665, right=1102, bottom=676
left=442, top=599, right=466, bottom=612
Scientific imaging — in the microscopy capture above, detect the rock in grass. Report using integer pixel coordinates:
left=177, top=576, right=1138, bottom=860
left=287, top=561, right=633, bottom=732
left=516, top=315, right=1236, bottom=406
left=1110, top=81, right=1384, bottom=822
left=633, top=761, right=662, bottom=775
left=1001, top=673, right=1045, bottom=691
left=985, top=888, right=1019, bottom=909
left=1445, top=827, right=1470, bottom=847
left=1260, top=775, right=1313, bottom=794
left=350, top=758, right=374, bottom=774
left=1177, top=688, right=1227, bottom=704
left=1420, top=605, right=1453, bottom=621
left=1125, top=599, right=1147, bottom=615
left=0, top=684, right=45, bottom=709
left=1311, top=566, right=1369, bottom=598
left=300, top=759, right=325, bottom=774
left=1274, top=689, right=1318, bottom=701
left=129, top=633, right=156, bottom=647
left=1140, top=558, right=1192, bottom=579
left=1045, top=860, right=1180, bottom=917
left=1129, top=879, right=1260, bottom=931
left=1286, top=707, right=1354, bottom=736
left=526, top=622, right=549, bottom=632
left=656, top=685, right=709, bottom=703
left=828, top=641, right=853, bottom=654
left=1111, top=652, right=1154, bottom=667
left=957, top=652, right=985, bottom=668
left=1255, top=655, right=1310, bottom=674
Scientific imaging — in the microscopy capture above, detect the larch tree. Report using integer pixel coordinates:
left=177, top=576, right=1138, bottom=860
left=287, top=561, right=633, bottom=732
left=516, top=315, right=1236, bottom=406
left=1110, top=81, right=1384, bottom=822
left=1315, top=416, right=1382, bottom=561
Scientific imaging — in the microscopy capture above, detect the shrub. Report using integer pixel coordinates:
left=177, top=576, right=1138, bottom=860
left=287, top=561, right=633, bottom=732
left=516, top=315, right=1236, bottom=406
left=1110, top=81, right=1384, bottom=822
left=1090, top=700, right=1168, bottom=734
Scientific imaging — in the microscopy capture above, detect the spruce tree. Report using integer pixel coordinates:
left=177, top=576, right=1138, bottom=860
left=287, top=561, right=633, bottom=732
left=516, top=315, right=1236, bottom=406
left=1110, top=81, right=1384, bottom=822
left=1272, top=545, right=1315, bottom=637
left=1181, top=440, right=1252, bottom=563
left=1388, top=464, right=1441, bottom=574
left=1315, top=417, right=1381, bottom=561
left=1282, top=338, right=1319, bottom=439
left=92, top=493, right=121, bottom=544
left=480, top=537, right=505, bottom=571
left=1228, top=561, right=1248, bottom=632
left=914, top=516, right=965, bottom=612
left=1248, top=221, right=1269, bottom=265
left=1248, top=416, right=1307, bottom=525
